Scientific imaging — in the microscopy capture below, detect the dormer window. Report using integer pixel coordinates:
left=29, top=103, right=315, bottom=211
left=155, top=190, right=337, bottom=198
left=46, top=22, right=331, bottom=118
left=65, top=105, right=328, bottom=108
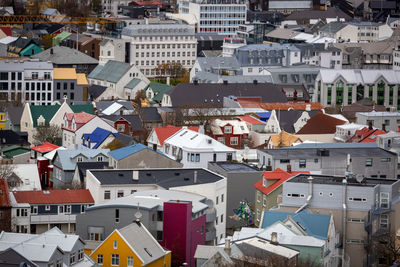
left=97, top=156, right=103, bottom=162
left=77, top=156, right=83, bottom=162
left=262, top=178, right=266, bottom=187
left=224, top=126, right=232, bottom=133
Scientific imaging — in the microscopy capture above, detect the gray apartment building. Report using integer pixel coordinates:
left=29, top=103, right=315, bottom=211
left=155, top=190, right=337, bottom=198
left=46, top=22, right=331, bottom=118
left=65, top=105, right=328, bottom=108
left=207, top=162, right=262, bottom=230
left=257, top=143, right=398, bottom=179
left=276, top=174, right=400, bottom=267
left=356, top=111, right=400, bottom=132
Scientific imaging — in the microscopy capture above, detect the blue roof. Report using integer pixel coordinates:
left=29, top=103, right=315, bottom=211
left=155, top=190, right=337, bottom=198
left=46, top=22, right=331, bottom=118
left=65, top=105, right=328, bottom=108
left=82, top=127, right=119, bottom=149
left=255, top=112, right=271, bottom=122
left=287, top=142, right=378, bottom=149
left=261, top=210, right=331, bottom=240
left=108, top=143, right=149, bottom=161
left=55, top=145, right=110, bottom=170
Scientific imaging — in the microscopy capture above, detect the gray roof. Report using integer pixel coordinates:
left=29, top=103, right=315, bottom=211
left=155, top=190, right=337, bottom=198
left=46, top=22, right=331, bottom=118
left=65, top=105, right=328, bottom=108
left=237, top=43, right=300, bottom=52
left=285, top=7, right=352, bottom=21
left=88, top=84, right=107, bottom=100
left=88, top=168, right=225, bottom=188
left=319, top=22, right=348, bottom=33
left=195, top=33, right=226, bottom=41
left=55, top=146, right=109, bottom=171
left=31, top=46, right=98, bottom=65
left=5, top=104, right=23, bottom=125
left=99, top=114, right=144, bottom=131
left=121, top=24, right=194, bottom=37
left=0, top=59, right=52, bottom=71
left=140, top=107, right=162, bottom=122
left=0, top=248, right=38, bottom=267
left=125, top=78, right=142, bottom=89
left=95, top=100, right=134, bottom=113
left=194, top=71, right=273, bottom=83
left=278, top=110, right=321, bottom=133
left=208, top=162, right=259, bottom=173
left=88, top=60, right=130, bottom=83
left=289, top=174, right=398, bottom=186
left=118, top=221, right=168, bottom=265
left=197, top=57, right=241, bottom=72
left=76, top=161, right=108, bottom=183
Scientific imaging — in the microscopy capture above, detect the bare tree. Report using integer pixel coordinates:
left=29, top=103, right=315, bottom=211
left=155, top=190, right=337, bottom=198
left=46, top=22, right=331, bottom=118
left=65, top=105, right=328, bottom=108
left=0, top=164, right=14, bottom=181
left=372, top=230, right=400, bottom=266
left=32, top=125, right=62, bottom=146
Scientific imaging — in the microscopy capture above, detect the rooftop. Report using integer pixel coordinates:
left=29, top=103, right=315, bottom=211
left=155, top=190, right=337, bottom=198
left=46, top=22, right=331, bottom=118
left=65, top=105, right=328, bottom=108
left=357, top=111, right=400, bottom=117
left=31, top=142, right=59, bottom=154
left=288, top=174, right=398, bottom=186
left=31, top=45, right=98, bottom=65
left=121, top=24, right=195, bottom=36
left=209, top=162, right=259, bottom=173
left=152, top=125, right=199, bottom=146
left=88, top=60, right=131, bottom=83
left=296, top=113, right=347, bottom=134
left=11, top=189, right=94, bottom=204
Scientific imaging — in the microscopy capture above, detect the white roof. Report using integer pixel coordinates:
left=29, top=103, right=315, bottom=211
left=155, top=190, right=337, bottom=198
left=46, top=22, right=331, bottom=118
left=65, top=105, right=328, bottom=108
left=12, top=164, right=41, bottom=191
left=336, top=123, right=365, bottom=130
left=165, top=13, right=197, bottom=25
left=43, top=146, right=66, bottom=161
left=211, top=119, right=249, bottom=135
left=234, top=237, right=299, bottom=259
left=326, top=114, right=349, bottom=123
left=357, top=111, right=400, bottom=117
left=319, top=69, right=400, bottom=84
left=0, top=36, right=18, bottom=44
left=165, top=128, right=236, bottom=153
left=101, top=102, right=123, bottom=115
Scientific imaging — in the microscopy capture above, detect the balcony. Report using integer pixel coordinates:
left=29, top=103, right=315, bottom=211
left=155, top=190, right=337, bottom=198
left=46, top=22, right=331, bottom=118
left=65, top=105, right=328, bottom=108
left=31, top=214, right=76, bottom=224
left=205, top=227, right=216, bottom=242
left=205, top=208, right=216, bottom=223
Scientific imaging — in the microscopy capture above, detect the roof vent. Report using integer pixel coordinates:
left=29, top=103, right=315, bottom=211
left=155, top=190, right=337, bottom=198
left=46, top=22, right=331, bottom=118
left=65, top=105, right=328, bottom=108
left=207, top=139, right=212, bottom=144
left=43, top=190, right=50, bottom=194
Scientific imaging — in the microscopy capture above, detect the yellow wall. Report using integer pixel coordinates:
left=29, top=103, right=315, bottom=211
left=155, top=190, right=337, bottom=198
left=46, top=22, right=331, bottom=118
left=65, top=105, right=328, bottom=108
left=147, top=251, right=171, bottom=267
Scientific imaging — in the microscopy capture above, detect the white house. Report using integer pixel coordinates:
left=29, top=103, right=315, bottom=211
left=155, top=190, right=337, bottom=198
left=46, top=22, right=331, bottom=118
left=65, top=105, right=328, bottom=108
left=162, top=128, right=237, bottom=168
left=62, top=112, right=117, bottom=149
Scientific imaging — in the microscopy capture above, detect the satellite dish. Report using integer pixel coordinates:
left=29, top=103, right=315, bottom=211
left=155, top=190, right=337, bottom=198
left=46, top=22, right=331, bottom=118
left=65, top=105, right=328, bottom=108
left=135, top=211, right=142, bottom=219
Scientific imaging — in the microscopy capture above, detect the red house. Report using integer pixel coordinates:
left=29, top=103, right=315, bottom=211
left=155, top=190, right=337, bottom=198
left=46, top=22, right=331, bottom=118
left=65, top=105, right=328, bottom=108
left=206, top=119, right=249, bottom=149
left=31, top=142, right=60, bottom=189
left=101, top=114, right=146, bottom=142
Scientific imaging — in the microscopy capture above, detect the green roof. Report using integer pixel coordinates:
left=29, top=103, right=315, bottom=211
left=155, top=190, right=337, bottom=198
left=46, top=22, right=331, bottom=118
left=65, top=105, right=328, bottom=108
left=20, top=43, right=43, bottom=56
left=71, top=104, right=95, bottom=114
left=88, top=60, right=130, bottom=83
left=125, top=78, right=141, bottom=89
left=147, top=82, right=173, bottom=102
left=30, top=104, right=61, bottom=127
left=1, top=145, right=30, bottom=158
left=53, top=31, right=72, bottom=46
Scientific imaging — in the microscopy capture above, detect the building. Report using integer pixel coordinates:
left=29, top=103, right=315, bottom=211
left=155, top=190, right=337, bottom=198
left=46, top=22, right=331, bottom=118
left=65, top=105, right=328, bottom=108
left=100, top=114, right=146, bottom=142
left=89, top=220, right=171, bottom=267
left=206, top=119, right=249, bottom=149
left=7, top=38, right=42, bottom=57
left=314, top=69, right=400, bottom=108
left=163, top=128, right=237, bottom=168
left=61, top=35, right=101, bottom=60
left=53, top=68, right=89, bottom=104
left=83, top=168, right=227, bottom=243
left=10, top=189, right=94, bottom=234
left=82, top=127, right=119, bottom=149
left=0, top=179, right=11, bottom=232
left=101, top=0, right=131, bottom=15
left=121, top=24, right=197, bottom=77
left=276, top=174, right=400, bottom=267
left=145, top=82, right=174, bottom=106
left=0, top=59, right=53, bottom=105
left=257, top=142, right=398, bottom=178
left=179, top=0, right=246, bottom=35
left=295, top=43, right=342, bottom=69
left=108, top=143, right=182, bottom=169
left=31, top=46, right=99, bottom=75
left=264, top=131, right=303, bottom=149
left=356, top=111, right=400, bottom=132
left=0, top=227, right=96, bottom=266
left=147, top=125, right=199, bottom=151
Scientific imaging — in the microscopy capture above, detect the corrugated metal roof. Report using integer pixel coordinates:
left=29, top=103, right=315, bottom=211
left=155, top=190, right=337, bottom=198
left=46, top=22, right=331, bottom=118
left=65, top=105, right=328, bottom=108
left=88, top=60, right=130, bottom=83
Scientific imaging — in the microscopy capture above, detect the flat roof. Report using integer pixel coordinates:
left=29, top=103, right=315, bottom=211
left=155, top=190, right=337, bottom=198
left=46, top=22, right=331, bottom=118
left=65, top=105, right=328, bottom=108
left=209, top=162, right=259, bottom=173
left=288, top=174, right=398, bottom=186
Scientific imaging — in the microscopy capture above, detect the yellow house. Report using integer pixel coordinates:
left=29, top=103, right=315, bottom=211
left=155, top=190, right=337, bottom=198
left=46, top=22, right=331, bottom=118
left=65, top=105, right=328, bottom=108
left=90, top=220, right=171, bottom=267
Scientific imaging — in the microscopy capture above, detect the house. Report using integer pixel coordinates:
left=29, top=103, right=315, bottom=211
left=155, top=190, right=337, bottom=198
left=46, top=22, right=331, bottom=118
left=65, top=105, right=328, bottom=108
left=0, top=179, right=11, bottom=232
left=264, top=131, right=303, bottom=149
left=206, top=119, right=249, bottom=149
left=88, top=84, right=107, bottom=101
left=257, top=142, right=398, bottom=178
left=31, top=46, right=98, bottom=75
left=163, top=128, right=237, bottom=168
left=0, top=248, right=38, bottom=267
left=0, top=146, right=31, bottom=164
left=347, top=127, right=387, bottom=143
left=334, top=123, right=366, bottom=142
left=0, top=227, right=96, bottom=266
left=87, top=60, right=149, bottom=100
left=108, top=143, right=182, bottom=169
left=82, top=127, right=119, bottom=149
left=31, top=142, right=60, bottom=189
left=53, top=68, right=89, bottom=103
left=341, top=99, right=386, bottom=121
left=275, top=174, right=400, bottom=267
left=147, top=125, right=200, bottom=151
left=283, top=7, right=352, bottom=25
left=10, top=189, right=94, bottom=234
left=145, top=82, right=173, bottom=106
left=208, top=162, right=262, bottom=229
left=20, top=101, right=94, bottom=143
left=139, top=107, right=163, bottom=130
left=61, top=35, right=101, bottom=60
left=8, top=164, right=41, bottom=191
left=89, top=220, right=171, bottom=267
left=72, top=162, right=108, bottom=188
left=7, top=37, right=42, bottom=57
left=52, top=146, right=109, bottom=188
left=83, top=168, right=227, bottom=243
left=0, top=103, right=24, bottom=131
left=95, top=100, right=133, bottom=116
left=62, top=112, right=117, bottom=149
left=236, top=115, right=266, bottom=132
left=100, top=114, right=146, bottom=142
left=253, top=168, right=308, bottom=226
left=356, top=111, right=400, bottom=132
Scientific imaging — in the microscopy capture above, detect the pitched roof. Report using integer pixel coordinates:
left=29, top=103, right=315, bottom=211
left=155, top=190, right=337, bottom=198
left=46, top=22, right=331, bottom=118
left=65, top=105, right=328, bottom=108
left=5, top=104, right=23, bottom=125
left=0, top=248, right=38, bottom=267
left=88, top=60, right=131, bottom=83
left=88, top=84, right=107, bottom=100
left=147, top=82, right=173, bottom=102
left=29, top=104, right=60, bottom=127
left=100, top=114, right=144, bottom=132
left=108, top=143, right=149, bottom=161
left=31, top=45, right=98, bottom=65
left=319, top=22, right=348, bottom=33
left=342, top=103, right=386, bottom=120
left=236, top=115, right=266, bottom=125
left=296, top=113, right=347, bottom=134
left=139, top=107, right=162, bottom=122
left=347, top=127, right=386, bottom=143
left=0, top=27, right=12, bottom=36
left=31, top=142, right=59, bottom=153
left=63, top=112, right=96, bottom=132
left=75, top=161, right=108, bottom=183
left=278, top=110, right=321, bottom=134
left=269, top=131, right=302, bottom=147
left=167, top=83, right=288, bottom=107
left=261, top=210, right=331, bottom=240
left=82, top=127, right=118, bottom=149
left=153, top=125, right=199, bottom=146
left=285, top=7, right=352, bottom=21
left=254, top=168, right=309, bottom=196
left=125, top=78, right=141, bottom=89
left=95, top=100, right=134, bottom=113
left=210, top=119, right=249, bottom=135
left=55, top=146, right=110, bottom=170
left=0, top=179, right=11, bottom=207
left=12, top=189, right=94, bottom=204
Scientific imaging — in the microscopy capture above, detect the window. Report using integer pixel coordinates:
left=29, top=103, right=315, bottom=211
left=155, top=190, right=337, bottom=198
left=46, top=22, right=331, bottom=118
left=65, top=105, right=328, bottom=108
left=77, top=156, right=83, bottom=162
left=104, top=190, right=110, bottom=200
left=263, top=195, right=267, bottom=206
left=348, top=197, right=367, bottom=202
left=111, top=254, right=119, bottom=266
left=299, top=159, right=306, bottom=168
left=280, top=159, right=290, bottom=164
left=380, top=214, right=389, bottom=228
left=257, top=209, right=260, bottom=221
left=381, top=158, right=391, bottom=162
left=366, top=158, right=373, bottom=167
left=113, top=240, right=117, bottom=249
left=230, top=137, right=238, bottom=145
left=380, top=192, right=389, bottom=208
left=221, top=214, right=223, bottom=223
left=216, top=196, right=219, bottom=205
left=348, top=218, right=364, bottom=223
left=70, top=252, right=76, bottom=265
left=221, top=194, right=224, bottom=203
left=70, top=83, right=74, bottom=90
left=32, top=72, right=38, bottom=79
left=97, top=156, right=104, bottom=162
left=127, top=256, right=134, bottom=266
left=224, top=126, right=232, bottom=133
left=16, top=208, right=28, bottom=217
left=115, top=209, right=120, bottom=223
left=63, top=83, right=67, bottom=90
left=45, top=205, right=50, bottom=211
left=257, top=191, right=261, bottom=202
left=117, top=190, right=124, bottom=198
left=31, top=206, right=38, bottom=214
left=78, top=249, right=84, bottom=261
left=65, top=205, right=71, bottom=214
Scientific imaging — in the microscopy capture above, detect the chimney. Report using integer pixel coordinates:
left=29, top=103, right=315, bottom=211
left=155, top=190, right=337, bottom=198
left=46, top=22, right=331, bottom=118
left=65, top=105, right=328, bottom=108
left=194, top=170, right=198, bottom=183
left=166, top=76, right=170, bottom=85
left=132, top=171, right=139, bottom=181
left=286, top=164, right=291, bottom=173
left=223, top=80, right=228, bottom=85
left=324, top=40, right=328, bottom=50
left=193, top=79, right=198, bottom=85
left=382, top=124, right=386, bottom=132
left=271, top=232, right=278, bottom=245
left=120, top=109, right=123, bottom=115
left=224, top=237, right=231, bottom=255
left=50, top=48, right=53, bottom=54
left=305, top=104, right=311, bottom=111
left=368, top=120, right=373, bottom=130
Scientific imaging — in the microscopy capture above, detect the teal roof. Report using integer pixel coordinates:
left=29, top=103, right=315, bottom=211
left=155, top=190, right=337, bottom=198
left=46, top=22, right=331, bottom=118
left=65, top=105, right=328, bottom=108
left=261, top=210, right=331, bottom=240
left=125, top=78, right=141, bottom=89
left=147, top=82, right=173, bottom=102
left=88, top=60, right=130, bottom=83
left=30, top=104, right=61, bottom=127
left=20, top=43, right=43, bottom=56
left=71, top=104, right=95, bottom=114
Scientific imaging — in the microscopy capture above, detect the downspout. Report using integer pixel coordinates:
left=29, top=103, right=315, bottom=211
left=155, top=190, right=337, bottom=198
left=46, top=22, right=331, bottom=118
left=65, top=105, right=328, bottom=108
left=296, top=176, right=313, bottom=213
left=342, top=178, right=347, bottom=267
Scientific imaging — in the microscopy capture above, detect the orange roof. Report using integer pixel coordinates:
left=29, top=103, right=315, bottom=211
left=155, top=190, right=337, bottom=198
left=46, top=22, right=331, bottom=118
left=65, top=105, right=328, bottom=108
left=236, top=99, right=323, bottom=110
left=154, top=125, right=199, bottom=146
left=76, top=73, right=88, bottom=85
left=254, top=168, right=309, bottom=196
left=66, top=112, right=95, bottom=124
left=12, top=189, right=94, bottom=204
left=237, top=116, right=265, bottom=125
left=53, top=68, right=77, bottom=80
left=348, top=127, right=386, bottom=143
left=31, top=142, right=59, bottom=153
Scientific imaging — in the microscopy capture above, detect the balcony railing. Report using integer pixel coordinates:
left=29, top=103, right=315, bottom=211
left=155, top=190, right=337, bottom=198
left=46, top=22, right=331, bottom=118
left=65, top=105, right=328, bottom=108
left=205, top=208, right=216, bottom=223
left=31, top=214, right=76, bottom=224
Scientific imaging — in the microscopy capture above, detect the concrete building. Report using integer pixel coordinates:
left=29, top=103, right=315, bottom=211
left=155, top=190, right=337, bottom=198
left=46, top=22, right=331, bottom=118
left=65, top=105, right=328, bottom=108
left=53, top=68, right=89, bottom=104
left=121, top=24, right=197, bottom=77
left=356, top=111, right=400, bottom=132
left=84, top=168, right=227, bottom=244
left=257, top=142, right=398, bottom=179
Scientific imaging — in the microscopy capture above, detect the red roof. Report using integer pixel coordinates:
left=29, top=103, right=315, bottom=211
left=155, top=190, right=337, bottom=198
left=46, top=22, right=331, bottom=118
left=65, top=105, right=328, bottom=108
left=31, top=142, right=59, bottom=153
left=0, top=27, right=12, bottom=36
left=237, top=116, right=265, bottom=125
left=12, top=189, right=94, bottom=204
left=254, top=168, right=309, bottom=195
left=154, top=125, right=199, bottom=146
left=64, top=112, right=96, bottom=132
left=0, top=179, right=11, bottom=207
left=347, top=127, right=386, bottom=143
left=134, top=0, right=164, bottom=6
left=297, top=113, right=346, bottom=134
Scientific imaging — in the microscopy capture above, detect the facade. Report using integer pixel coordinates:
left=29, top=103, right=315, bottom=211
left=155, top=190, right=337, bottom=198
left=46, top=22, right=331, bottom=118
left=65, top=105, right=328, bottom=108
left=53, top=68, right=89, bottom=104
left=10, top=189, right=94, bottom=234
left=257, top=143, right=398, bottom=178
left=121, top=24, right=197, bottom=77
left=206, top=119, right=249, bottom=149
left=163, top=128, right=237, bottom=168
left=147, top=125, right=200, bottom=151
left=179, top=0, right=246, bottom=35
left=314, top=69, right=400, bottom=108
left=356, top=111, right=400, bottom=132
left=0, top=59, right=53, bottom=105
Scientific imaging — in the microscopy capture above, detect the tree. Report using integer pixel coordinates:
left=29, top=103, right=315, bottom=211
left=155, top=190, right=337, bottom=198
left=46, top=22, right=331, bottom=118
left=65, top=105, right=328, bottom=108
left=133, top=90, right=146, bottom=106
left=33, top=125, right=62, bottom=146
left=104, top=139, right=126, bottom=151
left=0, top=164, right=14, bottom=181
left=154, top=62, right=186, bottom=78
left=372, top=230, right=400, bottom=265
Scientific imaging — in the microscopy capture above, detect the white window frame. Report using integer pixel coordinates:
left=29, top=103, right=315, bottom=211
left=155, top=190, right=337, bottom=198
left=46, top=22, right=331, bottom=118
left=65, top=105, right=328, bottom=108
left=111, top=254, right=119, bottom=266
left=230, top=137, right=238, bottom=145
left=97, top=254, right=103, bottom=264
left=127, top=256, right=134, bottom=267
